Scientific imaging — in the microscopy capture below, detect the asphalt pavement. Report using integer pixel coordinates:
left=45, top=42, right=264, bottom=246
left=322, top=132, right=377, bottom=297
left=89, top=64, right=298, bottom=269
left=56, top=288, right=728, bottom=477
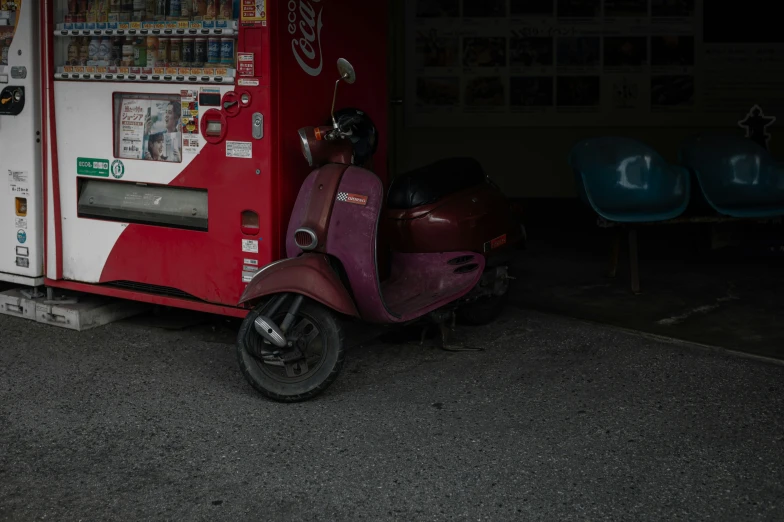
left=1, top=307, right=783, bottom=521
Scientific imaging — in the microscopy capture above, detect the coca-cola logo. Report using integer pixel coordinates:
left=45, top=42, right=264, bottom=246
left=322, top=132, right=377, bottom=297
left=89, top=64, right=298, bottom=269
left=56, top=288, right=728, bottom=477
left=288, top=0, right=324, bottom=77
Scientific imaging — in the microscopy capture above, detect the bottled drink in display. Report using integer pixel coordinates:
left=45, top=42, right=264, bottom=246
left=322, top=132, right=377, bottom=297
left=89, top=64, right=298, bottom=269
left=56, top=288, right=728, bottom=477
left=98, top=36, right=111, bottom=61
left=204, top=0, right=217, bottom=20
left=145, top=0, right=156, bottom=19
left=67, top=38, right=80, bottom=65
left=88, top=35, right=100, bottom=61
left=217, top=0, right=231, bottom=20
left=79, top=37, right=89, bottom=65
left=122, top=36, right=134, bottom=65
left=86, top=0, right=96, bottom=22
left=192, top=0, right=207, bottom=19
left=111, top=37, right=123, bottom=65
left=146, top=36, right=158, bottom=67
left=134, top=37, right=146, bottom=67
left=170, top=0, right=181, bottom=18
left=180, top=0, right=190, bottom=19
left=156, top=0, right=167, bottom=18
left=133, top=0, right=145, bottom=21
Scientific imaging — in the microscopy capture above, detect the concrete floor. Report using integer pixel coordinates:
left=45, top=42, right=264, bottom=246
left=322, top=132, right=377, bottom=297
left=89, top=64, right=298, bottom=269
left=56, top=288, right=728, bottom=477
left=513, top=228, right=784, bottom=361
left=1, top=307, right=783, bottom=520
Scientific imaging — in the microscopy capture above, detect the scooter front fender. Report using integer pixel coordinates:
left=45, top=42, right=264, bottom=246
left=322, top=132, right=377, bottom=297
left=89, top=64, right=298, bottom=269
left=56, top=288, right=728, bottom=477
left=239, top=254, right=359, bottom=318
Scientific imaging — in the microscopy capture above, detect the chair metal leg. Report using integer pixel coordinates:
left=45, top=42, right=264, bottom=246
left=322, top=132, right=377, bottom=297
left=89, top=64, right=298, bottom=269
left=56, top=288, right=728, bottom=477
left=628, top=229, right=640, bottom=294
left=608, top=230, right=621, bottom=278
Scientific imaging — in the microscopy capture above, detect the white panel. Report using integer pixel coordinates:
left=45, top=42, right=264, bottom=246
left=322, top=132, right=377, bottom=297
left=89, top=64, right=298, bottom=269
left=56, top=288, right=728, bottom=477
left=0, top=2, right=44, bottom=285
left=53, top=81, right=232, bottom=283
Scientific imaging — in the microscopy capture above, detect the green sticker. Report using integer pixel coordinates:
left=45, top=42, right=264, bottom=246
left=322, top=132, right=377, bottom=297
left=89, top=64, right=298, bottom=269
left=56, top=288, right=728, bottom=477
left=76, top=157, right=110, bottom=177
left=111, top=160, right=125, bottom=179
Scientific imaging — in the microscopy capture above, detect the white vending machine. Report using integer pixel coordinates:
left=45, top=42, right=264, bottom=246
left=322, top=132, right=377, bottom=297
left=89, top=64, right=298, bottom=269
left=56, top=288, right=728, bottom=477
left=0, top=0, right=43, bottom=286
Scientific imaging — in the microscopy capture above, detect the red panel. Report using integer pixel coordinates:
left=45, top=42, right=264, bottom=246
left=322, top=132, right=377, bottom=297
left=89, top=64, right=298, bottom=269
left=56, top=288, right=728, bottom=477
left=273, top=0, right=390, bottom=256
left=44, top=0, right=389, bottom=314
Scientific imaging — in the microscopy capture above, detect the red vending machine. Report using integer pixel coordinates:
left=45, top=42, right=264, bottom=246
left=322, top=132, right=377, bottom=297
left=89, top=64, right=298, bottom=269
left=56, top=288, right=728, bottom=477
left=41, top=0, right=389, bottom=317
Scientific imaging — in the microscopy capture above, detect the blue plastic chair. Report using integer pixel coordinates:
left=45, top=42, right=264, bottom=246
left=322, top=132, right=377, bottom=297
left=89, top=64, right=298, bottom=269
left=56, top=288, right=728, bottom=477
left=569, top=137, right=690, bottom=223
left=679, top=135, right=784, bottom=218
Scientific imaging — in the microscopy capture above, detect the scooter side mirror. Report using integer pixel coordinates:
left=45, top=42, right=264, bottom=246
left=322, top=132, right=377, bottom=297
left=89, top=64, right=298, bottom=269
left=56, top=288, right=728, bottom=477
left=331, top=58, right=357, bottom=128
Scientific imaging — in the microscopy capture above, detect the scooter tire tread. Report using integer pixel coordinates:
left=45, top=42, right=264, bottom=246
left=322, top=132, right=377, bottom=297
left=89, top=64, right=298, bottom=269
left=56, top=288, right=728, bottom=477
left=237, top=301, right=346, bottom=403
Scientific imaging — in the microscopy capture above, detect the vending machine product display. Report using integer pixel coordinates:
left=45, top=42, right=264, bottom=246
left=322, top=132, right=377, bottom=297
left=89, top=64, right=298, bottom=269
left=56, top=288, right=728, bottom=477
left=1, top=1, right=44, bottom=286
left=41, top=0, right=389, bottom=315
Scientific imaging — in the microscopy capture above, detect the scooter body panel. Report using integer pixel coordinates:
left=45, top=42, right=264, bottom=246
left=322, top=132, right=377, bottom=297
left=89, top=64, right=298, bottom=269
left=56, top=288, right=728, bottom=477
left=238, top=254, right=359, bottom=318
left=325, top=166, right=485, bottom=323
left=286, top=163, right=350, bottom=257
left=384, top=183, right=524, bottom=256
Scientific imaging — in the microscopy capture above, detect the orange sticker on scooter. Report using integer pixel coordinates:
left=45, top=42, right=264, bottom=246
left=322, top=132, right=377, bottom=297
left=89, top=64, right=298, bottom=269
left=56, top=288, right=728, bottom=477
left=337, top=192, right=368, bottom=206
left=484, top=234, right=507, bottom=252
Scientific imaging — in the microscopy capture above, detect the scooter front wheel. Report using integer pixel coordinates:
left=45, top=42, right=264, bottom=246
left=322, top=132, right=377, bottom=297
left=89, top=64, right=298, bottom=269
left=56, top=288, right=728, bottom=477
left=236, top=299, right=346, bottom=402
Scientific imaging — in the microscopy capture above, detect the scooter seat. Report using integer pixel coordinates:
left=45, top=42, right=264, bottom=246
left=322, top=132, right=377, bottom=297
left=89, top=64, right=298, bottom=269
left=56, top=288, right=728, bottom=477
left=387, top=157, right=486, bottom=210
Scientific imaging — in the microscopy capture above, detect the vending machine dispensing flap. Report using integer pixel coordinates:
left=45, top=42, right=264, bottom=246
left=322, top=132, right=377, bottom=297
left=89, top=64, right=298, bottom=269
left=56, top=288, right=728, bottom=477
left=77, top=179, right=209, bottom=231
left=0, top=86, right=24, bottom=116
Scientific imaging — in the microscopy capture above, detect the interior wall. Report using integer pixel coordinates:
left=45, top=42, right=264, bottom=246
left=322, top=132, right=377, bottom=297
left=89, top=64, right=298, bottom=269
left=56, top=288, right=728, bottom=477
left=387, top=3, right=784, bottom=200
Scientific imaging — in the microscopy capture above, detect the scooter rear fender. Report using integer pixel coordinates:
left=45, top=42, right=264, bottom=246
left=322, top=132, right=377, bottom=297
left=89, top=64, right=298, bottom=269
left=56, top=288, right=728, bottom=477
left=239, top=254, right=359, bottom=318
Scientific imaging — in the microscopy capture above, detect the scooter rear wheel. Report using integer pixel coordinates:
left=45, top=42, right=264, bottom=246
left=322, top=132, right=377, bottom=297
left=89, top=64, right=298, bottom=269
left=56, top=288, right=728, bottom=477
left=236, top=299, right=346, bottom=402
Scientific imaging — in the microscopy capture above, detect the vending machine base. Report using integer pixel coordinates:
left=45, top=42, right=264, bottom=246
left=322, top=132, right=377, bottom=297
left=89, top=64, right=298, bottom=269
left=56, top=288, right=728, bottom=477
left=0, top=285, right=149, bottom=330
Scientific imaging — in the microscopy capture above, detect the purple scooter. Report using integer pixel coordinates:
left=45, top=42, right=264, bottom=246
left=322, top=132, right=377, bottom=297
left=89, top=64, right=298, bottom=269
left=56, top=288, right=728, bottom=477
left=235, top=59, right=523, bottom=402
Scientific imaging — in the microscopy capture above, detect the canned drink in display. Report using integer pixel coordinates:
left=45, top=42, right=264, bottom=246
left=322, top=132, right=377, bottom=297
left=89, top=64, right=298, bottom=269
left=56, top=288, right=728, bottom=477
left=194, top=38, right=206, bottom=66
left=169, top=38, right=181, bottom=65
left=169, top=0, right=181, bottom=18
left=220, top=38, right=233, bottom=66
left=158, top=38, right=169, bottom=65
left=181, top=38, right=194, bottom=65
left=146, top=36, right=158, bottom=67
left=207, top=38, right=219, bottom=65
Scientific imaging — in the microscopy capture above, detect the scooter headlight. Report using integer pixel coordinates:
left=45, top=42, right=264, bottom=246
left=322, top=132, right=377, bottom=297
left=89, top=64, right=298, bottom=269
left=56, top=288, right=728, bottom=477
left=298, top=128, right=313, bottom=167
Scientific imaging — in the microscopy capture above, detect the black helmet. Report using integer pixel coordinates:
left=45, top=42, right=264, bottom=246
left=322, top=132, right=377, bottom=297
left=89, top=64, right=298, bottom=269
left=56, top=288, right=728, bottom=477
left=330, top=108, right=378, bottom=165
